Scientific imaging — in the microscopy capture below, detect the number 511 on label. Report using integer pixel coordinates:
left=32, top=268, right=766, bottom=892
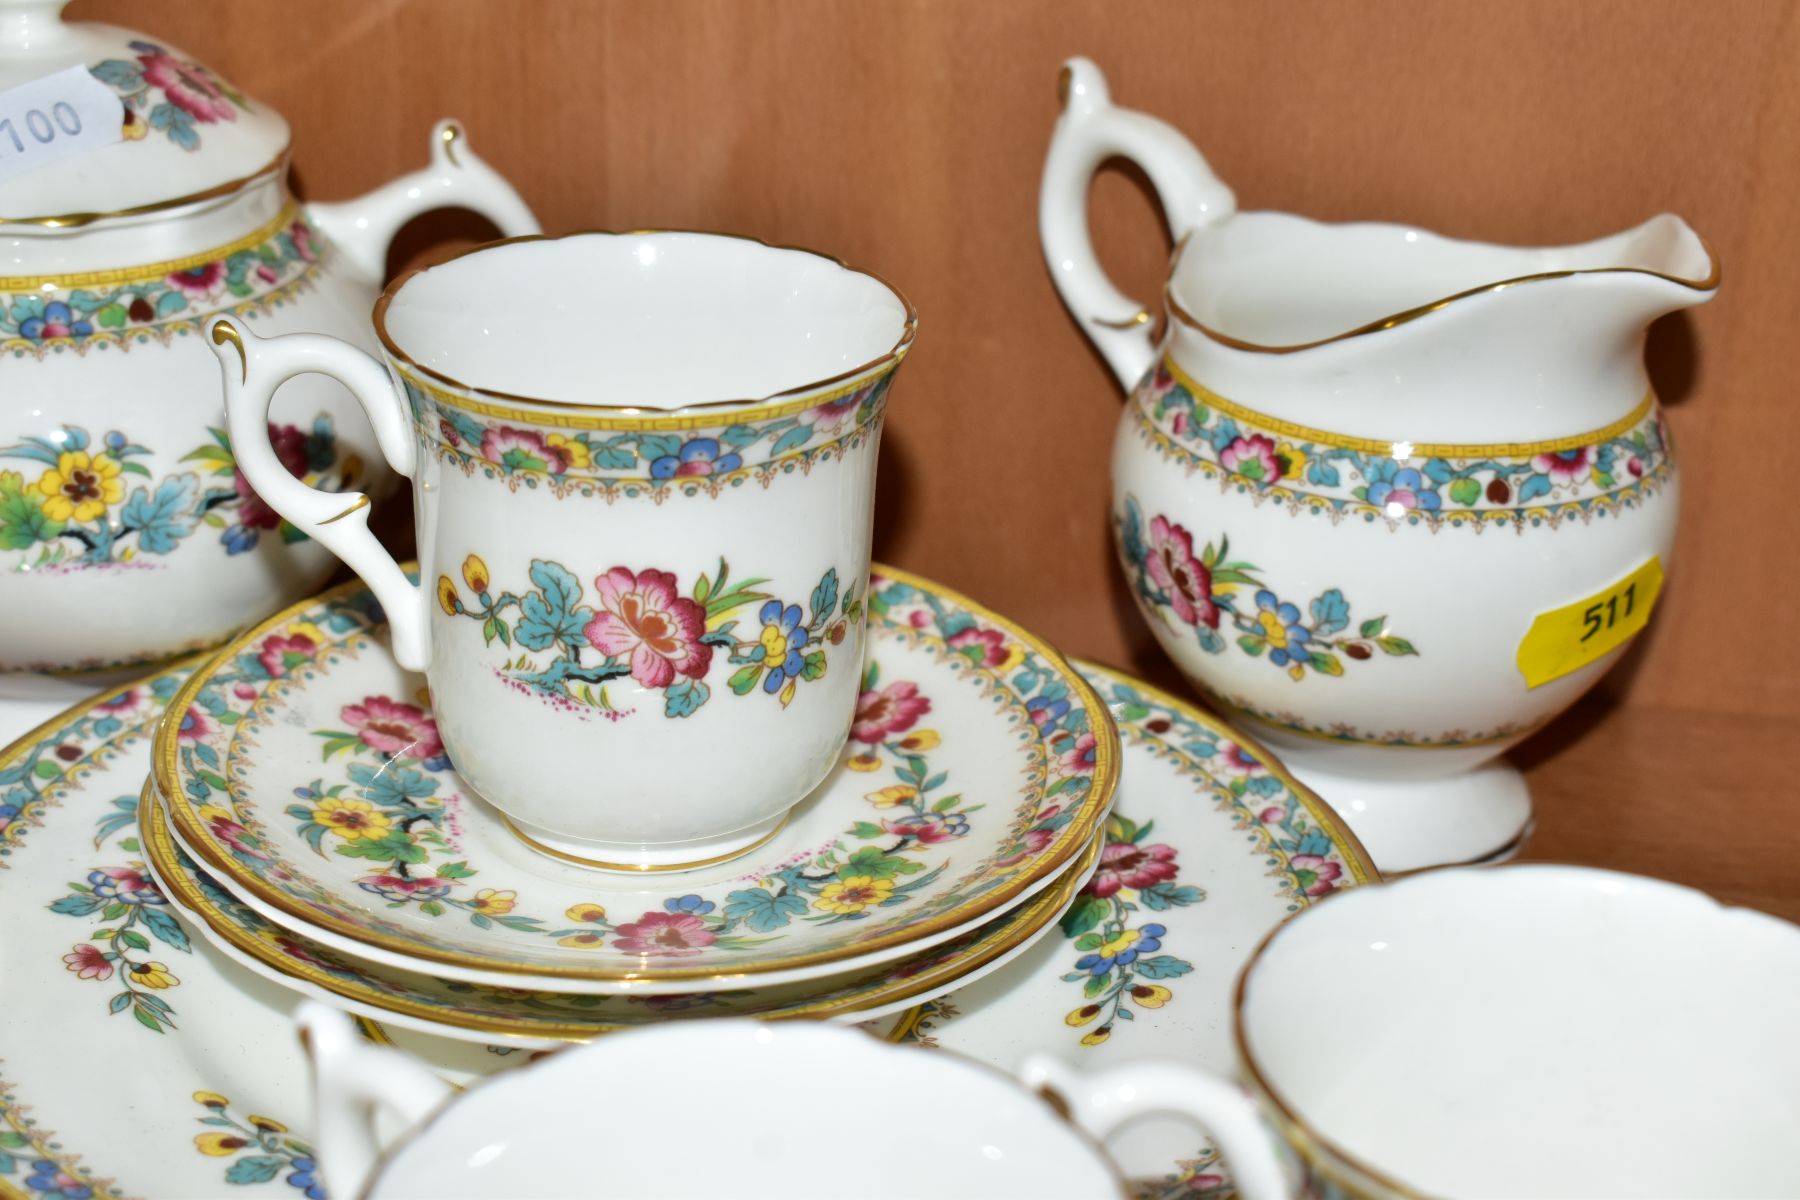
left=1515, top=557, right=1665, bottom=690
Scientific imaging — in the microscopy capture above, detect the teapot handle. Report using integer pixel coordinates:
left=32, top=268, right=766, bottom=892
left=1038, top=58, right=1235, bottom=390
left=307, top=119, right=540, bottom=280
left=1021, top=1054, right=1289, bottom=1200
left=297, top=1002, right=455, bottom=1200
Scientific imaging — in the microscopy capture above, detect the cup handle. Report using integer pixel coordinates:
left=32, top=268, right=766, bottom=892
left=296, top=1002, right=455, bottom=1200
left=1020, top=1054, right=1289, bottom=1200
left=306, top=119, right=541, bottom=281
left=205, top=316, right=430, bottom=671
left=1038, top=57, right=1236, bottom=390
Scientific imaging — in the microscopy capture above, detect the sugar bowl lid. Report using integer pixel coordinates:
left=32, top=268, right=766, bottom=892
left=0, top=0, right=288, bottom=224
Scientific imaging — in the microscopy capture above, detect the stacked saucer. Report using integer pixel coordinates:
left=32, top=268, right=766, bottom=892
left=141, top=565, right=1117, bottom=1047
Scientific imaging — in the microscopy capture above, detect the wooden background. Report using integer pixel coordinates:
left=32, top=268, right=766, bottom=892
left=73, top=0, right=1800, bottom=915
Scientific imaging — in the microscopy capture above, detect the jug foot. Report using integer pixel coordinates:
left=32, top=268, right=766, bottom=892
left=499, top=810, right=791, bottom=874
left=1285, top=760, right=1532, bottom=875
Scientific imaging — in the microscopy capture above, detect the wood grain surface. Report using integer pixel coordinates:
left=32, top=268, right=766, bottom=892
left=70, top=0, right=1800, bottom=915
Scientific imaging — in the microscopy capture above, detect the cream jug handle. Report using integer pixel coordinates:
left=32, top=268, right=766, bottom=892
left=297, top=1003, right=455, bottom=1200
left=307, top=120, right=540, bottom=281
left=1039, top=58, right=1235, bottom=389
left=205, top=317, right=431, bottom=672
left=1021, top=1054, right=1289, bottom=1200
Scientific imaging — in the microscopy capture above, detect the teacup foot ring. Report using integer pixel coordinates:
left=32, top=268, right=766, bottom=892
left=499, top=810, right=792, bottom=874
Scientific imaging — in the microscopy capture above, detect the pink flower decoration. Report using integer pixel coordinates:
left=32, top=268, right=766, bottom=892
left=138, top=47, right=236, bottom=123
left=1086, top=842, right=1179, bottom=899
left=63, top=943, right=112, bottom=981
left=1062, top=731, right=1098, bottom=774
left=1290, top=854, right=1343, bottom=897
left=166, top=261, right=226, bottom=297
left=995, top=826, right=1056, bottom=869
left=204, top=809, right=269, bottom=860
left=583, top=568, right=711, bottom=689
left=1259, top=806, right=1285, bottom=824
left=1216, top=741, right=1261, bottom=774
left=258, top=632, right=319, bottom=678
left=235, top=424, right=310, bottom=530
left=479, top=426, right=569, bottom=474
left=1532, top=445, right=1597, bottom=485
left=341, top=695, right=445, bottom=760
left=289, top=221, right=316, bottom=263
left=175, top=706, right=214, bottom=743
left=612, top=911, right=717, bottom=956
left=1146, top=515, right=1219, bottom=629
left=1219, top=433, right=1284, bottom=482
left=851, top=681, right=931, bottom=744
left=947, top=627, right=1011, bottom=668
left=803, top=391, right=863, bottom=432
left=881, top=813, right=962, bottom=845
left=95, top=688, right=144, bottom=718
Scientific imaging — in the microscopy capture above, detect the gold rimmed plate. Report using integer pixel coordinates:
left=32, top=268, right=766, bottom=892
left=154, top=566, right=1117, bottom=993
left=143, top=781, right=1104, bottom=1048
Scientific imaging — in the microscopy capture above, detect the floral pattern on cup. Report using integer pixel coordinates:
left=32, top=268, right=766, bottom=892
left=1132, top=358, right=1673, bottom=531
left=1118, top=495, right=1419, bottom=680
left=1, top=211, right=323, bottom=359
left=89, top=40, right=250, bottom=151
left=0, top=419, right=349, bottom=568
left=408, top=367, right=892, bottom=495
left=435, top=556, right=853, bottom=717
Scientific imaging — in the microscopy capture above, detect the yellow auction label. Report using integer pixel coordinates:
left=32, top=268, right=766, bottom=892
left=1516, top=556, right=1664, bottom=689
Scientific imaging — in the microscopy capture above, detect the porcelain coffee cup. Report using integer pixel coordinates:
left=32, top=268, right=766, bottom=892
left=1028, top=863, right=1800, bottom=1198
left=298, top=1008, right=1285, bottom=1200
left=207, top=232, right=913, bottom=871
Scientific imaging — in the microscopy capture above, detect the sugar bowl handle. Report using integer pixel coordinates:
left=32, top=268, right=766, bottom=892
left=1021, top=1054, right=1289, bottom=1200
left=1038, top=58, right=1235, bottom=390
left=206, top=317, right=430, bottom=671
left=297, top=1003, right=454, bottom=1200
left=307, top=119, right=540, bottom=280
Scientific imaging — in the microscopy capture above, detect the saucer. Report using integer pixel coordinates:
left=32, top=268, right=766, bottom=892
left=0, top=664, right=515, bottom=1200
left=155, top=566, right=1116, bottom=993
left=145, top=783, right=1102, bottom=1048
left=884, top=662, right=1379, bottom=1195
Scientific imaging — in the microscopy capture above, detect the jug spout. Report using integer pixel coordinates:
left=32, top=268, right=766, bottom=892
left=1567, top=212, right=1718, bottom=335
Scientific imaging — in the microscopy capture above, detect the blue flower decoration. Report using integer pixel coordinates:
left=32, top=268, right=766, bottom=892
left=25, top=1159, right=92, bottom=1199
left=19, top=301, right=93, bottom=342
left=1026, top=695, right=1071, bottom=730
left=1254, top=590, right=1314, bottom=668
left=221, top=523, right=260, bottom=555
left=1073, top=923, right=1167, bottom=976
left=757, top=600, right=810, bottom=694
left=649, top=437, right=743, bottom=480
left=664, top=893, right=717, bottom=916
left=286, top=1156, right=327, bottom=1200
left=87, top=867, right=165, bottom=906
left=1365, top=465, right=1441, bottom=513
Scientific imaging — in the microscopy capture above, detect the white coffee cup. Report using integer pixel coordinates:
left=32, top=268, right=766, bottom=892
left=209, top=232, right=913, bottom=871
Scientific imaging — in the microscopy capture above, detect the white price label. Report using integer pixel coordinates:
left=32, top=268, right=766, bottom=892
left=0, top=64, right=125, bottom=186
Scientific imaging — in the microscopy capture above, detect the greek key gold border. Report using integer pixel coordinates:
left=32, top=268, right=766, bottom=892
left=0, top=203, right=303, bottom=292
left=1158, top=356, right=1654, bottom=458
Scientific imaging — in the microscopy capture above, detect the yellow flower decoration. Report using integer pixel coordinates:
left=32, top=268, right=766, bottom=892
left=846, top=753, right=883, bottom=772
left=282, top=621, right=325, bottom=646
left=565, top=902, right=607, bottom=923
left=37, top=451, right=124, bottom=523
left=1276, top=441, right=1309, bottom=481
left=896, top=729, right=940, bottom=752
left=814, top=874, right=895, bottom=915
left=121, top=111, right=148, bottom=140
left=1096, top=929, right=1140, bottom=959
left=436, top=576, right=460, bottom=615
left=865, top=785, right=917, bottom=809
left=472, top=889, right=516, bottom=916
left=1129, top=983, right=1173, bottom=1009
left=129, top=960, right=179, bottom=989
left=193, top=1091, right=230, bottom=1109
left=462, top=554, right=489, bottom=594
left=1080, top=1027, right=1112, bottom=1047
left=314, top=797, right=393, bottom=841
left=760, top=622, right=789, bottom=664
left=1065, top=1004, right=1102, bottom=1027
left=194, top=1131, right=248, bottom=1156
left=558, top=931, right=605, bottom=949
left=546, top=433, right=591, bottom=469
left=248, top=1115, right=288, bottom=1133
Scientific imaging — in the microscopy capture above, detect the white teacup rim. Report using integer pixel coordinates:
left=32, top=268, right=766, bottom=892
left=371, top=228, right=918, bottom=416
